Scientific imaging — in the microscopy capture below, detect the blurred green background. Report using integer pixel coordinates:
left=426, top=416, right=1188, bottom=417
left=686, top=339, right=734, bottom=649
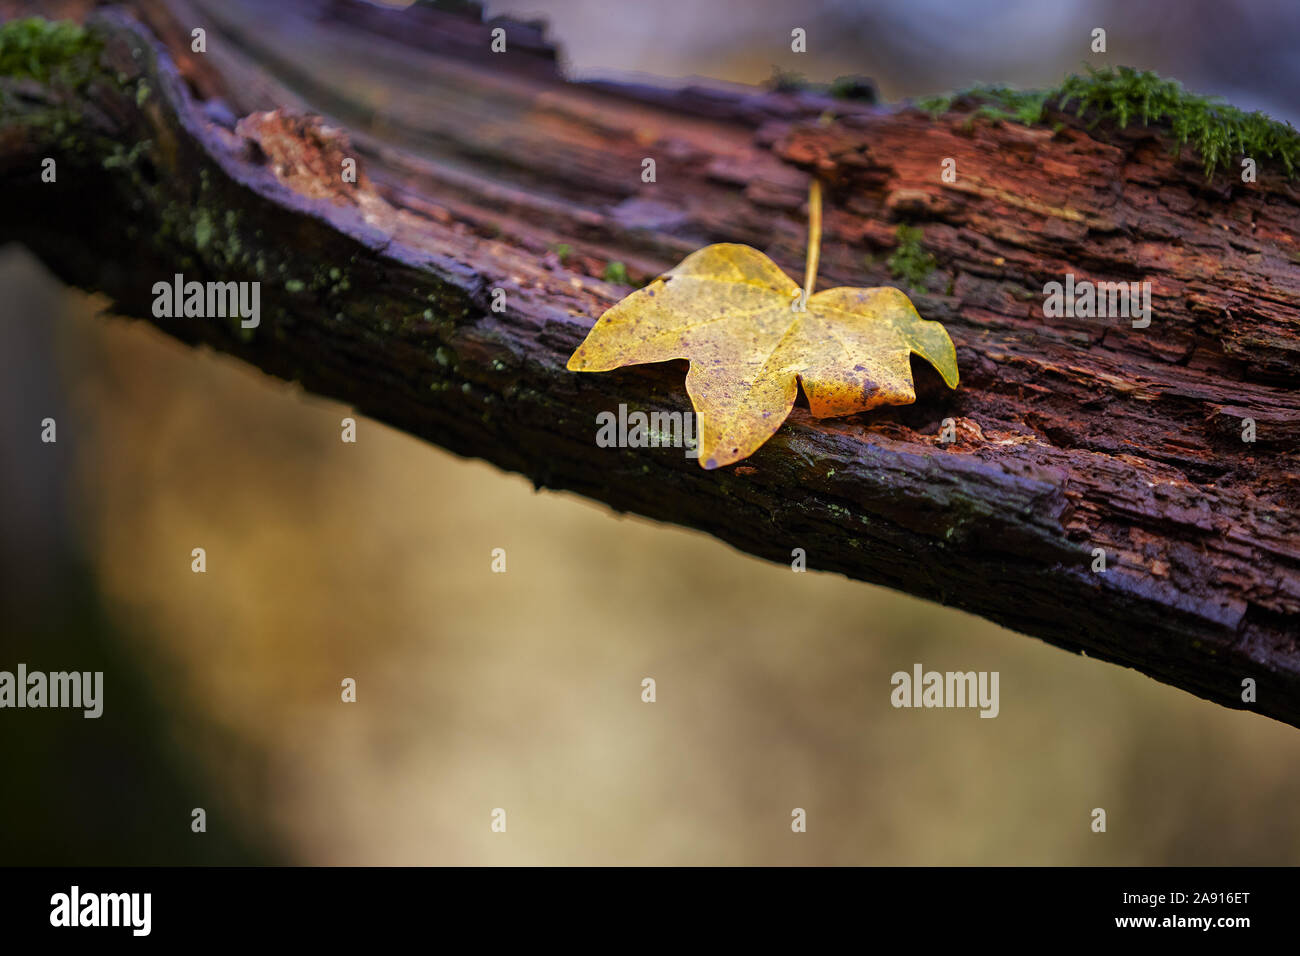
left=2, top=0, right=1299, bottom=865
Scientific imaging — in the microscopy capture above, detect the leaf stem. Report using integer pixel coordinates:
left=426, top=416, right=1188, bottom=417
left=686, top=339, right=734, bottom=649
left=803, top=177, right=822, bottom=300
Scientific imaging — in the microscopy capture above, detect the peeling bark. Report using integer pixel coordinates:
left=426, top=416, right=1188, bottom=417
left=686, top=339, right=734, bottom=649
left=2, top=0, right=1298, bottom=726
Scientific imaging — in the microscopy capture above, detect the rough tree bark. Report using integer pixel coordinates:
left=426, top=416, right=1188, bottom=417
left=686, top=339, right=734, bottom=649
left=2, top=0, right=1298, bottom=725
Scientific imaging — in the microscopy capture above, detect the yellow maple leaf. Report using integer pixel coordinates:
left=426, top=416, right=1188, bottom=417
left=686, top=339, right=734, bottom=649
left=567, top=182, right=959, bottom=469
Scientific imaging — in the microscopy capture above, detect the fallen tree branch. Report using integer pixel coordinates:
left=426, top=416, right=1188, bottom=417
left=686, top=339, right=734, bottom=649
left=3, top=1, right=1299, bottom=726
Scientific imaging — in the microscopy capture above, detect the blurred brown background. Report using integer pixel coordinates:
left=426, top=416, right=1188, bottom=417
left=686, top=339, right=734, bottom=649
left=2, top=0, right=1299, bottom=865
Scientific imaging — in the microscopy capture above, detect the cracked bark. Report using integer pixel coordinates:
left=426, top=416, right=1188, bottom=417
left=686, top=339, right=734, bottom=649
left=2, top=0, right=1299, bottom=726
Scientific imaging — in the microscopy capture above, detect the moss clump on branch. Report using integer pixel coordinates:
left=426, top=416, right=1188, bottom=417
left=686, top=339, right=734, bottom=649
left=0, top=17, right=101, bottom=87
left=887, top=225, right=936, bottom=289
left=602, top=260, right=629, bottom=285
left=915, top=65, right=1300, bottom=178
left=916, top=84, right=1048, bottom=127
left=0, top=19, right=109, bottom=152
left=764, top=68, right=877, bottom=103
left=765, top=68, right=807, bottom=94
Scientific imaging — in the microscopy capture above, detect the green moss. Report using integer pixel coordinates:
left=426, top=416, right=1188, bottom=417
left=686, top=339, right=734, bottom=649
left=192, top=209, right=214, bottom=253
left=828, top=75, right=876, bottom=102
left=762, top=69, right=878, bottom=102
left=0, top=18, right=100, bottom=86
left=553, top=243, right=572, bottom=263
left=152, top=193, right=260, bottom=276
left=101, top=139, right=149, bottom=171
left=602, top=261, right=629, bottom=285
left=887, top=224, right=936, bottom=288
left=766, top=67, right=806, bottom=93
left=914, top=65, right=1300, bottom=178
left=1055, top=66, right=1299, bottom=177
left=0, top=19, right=108, bottom=145
left=5, top=107, right=82, bottom=150
left=916, top=85, right=1048, bottom=126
